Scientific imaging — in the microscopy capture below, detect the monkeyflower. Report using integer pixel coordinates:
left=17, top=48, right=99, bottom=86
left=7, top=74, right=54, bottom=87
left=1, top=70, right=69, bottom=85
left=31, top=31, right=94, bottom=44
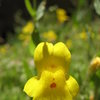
left=24, top=42, right=79, bottom=100
left=0, top=45, right=8, bottom=54
left=22, top=21, right=34, bottom=34
left=79, top=30, right=87, bottom=40
left=42, top=30, right=57, bottom=42
left=56, top=8, right=69, bottom=23
left=18, top=21, right=34, bottom=46
left=90, top=57, right=100, bottom=71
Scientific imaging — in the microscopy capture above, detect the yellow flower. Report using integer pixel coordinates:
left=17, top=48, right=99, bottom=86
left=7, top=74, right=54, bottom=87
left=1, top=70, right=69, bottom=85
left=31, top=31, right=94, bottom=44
left=79, top=30, right=87, bottom=40
left=42, top=30, right=57, bottom=42
left=65, top=39, right=72, bottom=49
left=24, top=42, right=79, bottom=100
left=89, top=94, right=94, bottom=100
left=90, top=57, right=100, bottom=71
left=0, top=45, right=8, bottom=54
left=56, top=8, right=69, bottom=23
left=18, top=21, right=34, bottom=46
left=22, top=21, right=34, bottom=34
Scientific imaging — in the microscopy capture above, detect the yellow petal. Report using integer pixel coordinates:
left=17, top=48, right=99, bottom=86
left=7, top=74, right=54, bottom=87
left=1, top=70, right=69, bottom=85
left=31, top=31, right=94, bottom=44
left=22, top=21, right=34, bottom=34
left=23, top=76, right=42, bottom=98
left=34, top=42, right=71, bottom=75
left=40, top=70, right=66, bottom=91
left=36, top=70, right=72, bottom=100
left=34, top=42, right=53, bottom=75
left=66, top=76, right=79, bottom=97
left=24, top=72, right=73, bottom=100
left=34, top=42, right=53, bottom=61
left=53, top=42, right=71, bottom=72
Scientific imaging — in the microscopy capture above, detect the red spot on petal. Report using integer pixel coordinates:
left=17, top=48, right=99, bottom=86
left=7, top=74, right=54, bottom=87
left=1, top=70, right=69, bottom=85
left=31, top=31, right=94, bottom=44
left=50, top=82, right=56, bottom=88
left=51, top=64, right=55, bottom=68
left=53, top=78, right=55, bottom=80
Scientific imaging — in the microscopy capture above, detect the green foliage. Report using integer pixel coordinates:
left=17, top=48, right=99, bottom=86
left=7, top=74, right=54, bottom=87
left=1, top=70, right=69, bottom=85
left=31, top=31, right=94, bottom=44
left=94, top=0, right=100, bottom=15
left=29, top=37, right=36, bottom=56
left=23, top=60, right=33, bottom=79
left=78, top=0, right=86, bottom=8
left=25, top=0, right=36, bottom=17
left=36, top=1, right=46, bottom=21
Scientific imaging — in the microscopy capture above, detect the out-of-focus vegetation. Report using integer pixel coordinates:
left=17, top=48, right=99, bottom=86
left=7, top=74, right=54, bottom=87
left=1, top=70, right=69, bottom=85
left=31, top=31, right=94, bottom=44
left=0, top=0, right=100, bottom=100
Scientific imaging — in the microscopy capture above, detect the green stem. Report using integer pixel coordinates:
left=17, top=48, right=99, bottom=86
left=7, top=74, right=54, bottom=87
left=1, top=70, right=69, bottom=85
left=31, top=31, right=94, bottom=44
left=86, top=26, right=95, bottom=61
left=80, top=71, right=90, bottom=94
left=25, top=0, right=36, bottom=18
left=94, top=83, right=99, bottom=100
left=33, top=0, right=36, bottom=10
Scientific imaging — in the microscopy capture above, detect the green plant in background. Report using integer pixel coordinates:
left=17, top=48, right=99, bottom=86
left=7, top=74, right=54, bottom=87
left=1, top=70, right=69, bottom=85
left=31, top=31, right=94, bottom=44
left=24, top=0, right=72, bottom=43
left=94, top=0, right=100, bottom=15
left=25, top=0, right=46, bottom=46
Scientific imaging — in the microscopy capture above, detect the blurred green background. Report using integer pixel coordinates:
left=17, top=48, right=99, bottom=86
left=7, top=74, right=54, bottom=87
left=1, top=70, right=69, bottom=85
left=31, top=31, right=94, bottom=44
left=0, top=0, right=100, bottom=100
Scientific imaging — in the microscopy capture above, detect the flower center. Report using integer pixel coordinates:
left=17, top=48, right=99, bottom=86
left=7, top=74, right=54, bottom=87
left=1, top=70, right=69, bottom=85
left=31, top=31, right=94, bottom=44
left=51, top=64, right=56, bottom=68
left=50, top=82, right=56, bottom=88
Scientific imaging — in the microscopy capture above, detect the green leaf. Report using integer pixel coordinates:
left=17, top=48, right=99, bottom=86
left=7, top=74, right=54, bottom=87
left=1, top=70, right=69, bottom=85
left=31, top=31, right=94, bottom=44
left=96, top=69, right=100, bottom=78
left=29, top=37, right=36, bottom=56
left=94, top=0, right=100, bottom=15
left=25, top=0, right=36, bottom=17
left=23, top=60, right=33, bottom=79
left=33, top=67, right=37, bottom=76
left=32, top=28, right=40, bottom=45
left=78, top=0, right=86, bottom=8
left=96, top=51, right=100, bottom=57
left=36, top=1, right=46, bottom=21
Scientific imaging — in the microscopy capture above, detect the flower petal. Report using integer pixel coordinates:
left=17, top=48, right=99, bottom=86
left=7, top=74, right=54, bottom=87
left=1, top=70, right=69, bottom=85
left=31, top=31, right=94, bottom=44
left=66, top=76, right=79, bottom=97
left=53, top=42, right=71, bottom=72
left=23, top=76, right=42, bottom=98
left=34, top=42, right=71, bottom=75
left=34, top=42, right=53, bottom=75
